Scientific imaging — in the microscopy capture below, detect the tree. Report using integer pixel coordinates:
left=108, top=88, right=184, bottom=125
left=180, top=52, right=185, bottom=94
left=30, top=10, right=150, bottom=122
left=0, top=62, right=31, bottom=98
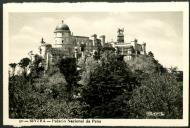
left=18, top=57, right=31, bottom=76
left=58, top=57, right=79, bottom=100
left=30, top=54, right=45, bottom=78
left=78, top=56, right=100, bottom=86
left=46, top=72, right=67, bottom=99
left=9, top=63, right=17, bottom=77
left=126, top=54, right=166, bottom=75
left=9, top=75, right=35, bottom=118
left=9, top=71, right=83, bottom=118
left=128, top=73, right=183, bottom=119
left=148, top=51, right=154, bottom=57
left=80, top=50, right=137, bottom=118
left=168, top=66, right=183, bottom=82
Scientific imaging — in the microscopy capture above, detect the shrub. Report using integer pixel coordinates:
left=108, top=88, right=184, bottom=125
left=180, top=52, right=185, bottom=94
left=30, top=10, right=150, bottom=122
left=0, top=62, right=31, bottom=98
left=80, top=50, right=137, bottom=118
left=128, top=73, right=183, bottom=119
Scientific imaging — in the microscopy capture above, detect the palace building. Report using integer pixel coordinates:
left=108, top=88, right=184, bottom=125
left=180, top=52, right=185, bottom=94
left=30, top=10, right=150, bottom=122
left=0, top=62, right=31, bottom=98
left=32, top=20, right=147, bottom=70
left=111, top=28, right=146, bottom=61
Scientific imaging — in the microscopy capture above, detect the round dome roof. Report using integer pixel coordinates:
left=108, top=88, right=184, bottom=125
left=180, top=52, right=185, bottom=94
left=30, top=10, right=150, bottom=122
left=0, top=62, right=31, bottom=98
left=54, top=21, right=70, bottom=32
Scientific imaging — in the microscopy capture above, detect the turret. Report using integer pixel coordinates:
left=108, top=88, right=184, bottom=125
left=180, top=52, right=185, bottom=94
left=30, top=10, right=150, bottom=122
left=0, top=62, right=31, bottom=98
left=80, top=42, right=85, bottom=58
left=131, top=38, right=138, bottom=55
left=54, top=20, right=71, bottom=48
left=39, top=38, right=52, bottom=62
left=91, top=34, right=97, bottom=46
left=100, top=35, right=105, bottom=46
left=39, top=37, right=47, bottom=58
left=142, top=42, right=146, bottom=55
left=117, top=28, right=124, bottom=43
left=74, top=46, right=78, bottom=59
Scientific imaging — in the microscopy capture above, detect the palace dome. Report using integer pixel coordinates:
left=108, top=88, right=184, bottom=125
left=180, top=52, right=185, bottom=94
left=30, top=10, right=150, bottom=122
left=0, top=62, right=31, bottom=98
left=54, top=21, right=70, bottom=33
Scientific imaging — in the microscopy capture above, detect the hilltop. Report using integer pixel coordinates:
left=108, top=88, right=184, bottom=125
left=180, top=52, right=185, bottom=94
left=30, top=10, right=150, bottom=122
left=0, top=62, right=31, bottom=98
left=9, top=47, right=183, bottom=119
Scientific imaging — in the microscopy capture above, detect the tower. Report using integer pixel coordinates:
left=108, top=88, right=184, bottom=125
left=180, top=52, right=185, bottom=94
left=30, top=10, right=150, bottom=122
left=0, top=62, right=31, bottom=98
left=91, top=34, right=97, bottom=46
left=100, top=35, right=105, bottom=46
left=117, top=28, right=124, bottom=43
left=80, top=42, right=86, bottom=58
left=74, top=46, right=78, bottom=59
left=54, top=20, right=71, bottom=48
left=39, top=37, right=47, bottom=58
left=91, top=34, right=97, bottom=53
left=54, top=20, right=74, bottom=56
left=131, top=38, right=138, bottom=55
left=142, top=42, right=146, bottom=55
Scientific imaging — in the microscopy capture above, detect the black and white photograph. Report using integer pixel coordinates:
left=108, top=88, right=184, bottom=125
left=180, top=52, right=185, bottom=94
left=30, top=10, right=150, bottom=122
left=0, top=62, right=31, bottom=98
left=3, top=2, right=189, bottom=127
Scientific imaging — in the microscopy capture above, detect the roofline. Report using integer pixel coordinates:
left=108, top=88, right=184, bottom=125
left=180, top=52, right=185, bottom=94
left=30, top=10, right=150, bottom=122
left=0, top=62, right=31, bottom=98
left=54, top=30, right=71, bottom=33
left=73, top=35, right=89, bottom=38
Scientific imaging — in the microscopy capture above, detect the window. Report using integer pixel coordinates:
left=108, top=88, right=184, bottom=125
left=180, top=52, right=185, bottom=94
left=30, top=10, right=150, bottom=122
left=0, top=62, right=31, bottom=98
left=57, top=33, right=62, bottom=37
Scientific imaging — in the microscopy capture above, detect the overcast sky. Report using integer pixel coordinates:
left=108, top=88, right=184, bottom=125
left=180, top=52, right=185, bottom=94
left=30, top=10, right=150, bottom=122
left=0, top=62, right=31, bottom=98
left=9, top=12, right=183, bottom=70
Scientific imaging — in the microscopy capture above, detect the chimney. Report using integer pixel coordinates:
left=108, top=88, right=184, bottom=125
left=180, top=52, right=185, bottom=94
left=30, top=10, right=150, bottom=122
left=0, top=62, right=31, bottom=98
left=91, top=34, right=97, bottom=46
left=143, top=42, right=146, bottom=55
left=92, top=34, right=97, bottom=40
left=100, top=35, right=105, bottom=46
left=131, top=38, right=137, bottom=48
left=131, top=38, right=138, bottom=55
left=74, top=47, right=78, bottom=59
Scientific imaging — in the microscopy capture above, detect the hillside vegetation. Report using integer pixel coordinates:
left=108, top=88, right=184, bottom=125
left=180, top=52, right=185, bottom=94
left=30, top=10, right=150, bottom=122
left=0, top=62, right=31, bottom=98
left=9, top=50, right=183, bottom=119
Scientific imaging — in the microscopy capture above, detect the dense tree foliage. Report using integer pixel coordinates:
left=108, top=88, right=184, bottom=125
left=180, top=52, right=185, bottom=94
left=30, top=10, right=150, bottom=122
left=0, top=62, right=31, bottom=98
left=19, top=57, right=31, bottom=69
left=9, top=50, right=183, bottom=119
left=9, top=71, right=83, bottom=118
left=57, top=57, right=79, bottom=100
left=128, top=73, right=183, bottom=119
left=79, top=50, right=138, bottom=118
left=9, top=63, right=17, bottom=76
left=18, top=57, right=31, bottom=76
left=126, top=54, right=166, bottom=74
left=78, top=56, right=100, bottom=86
left=30, top=54, right=45, bottom=78
left=168, top=66, right=183, bottom=82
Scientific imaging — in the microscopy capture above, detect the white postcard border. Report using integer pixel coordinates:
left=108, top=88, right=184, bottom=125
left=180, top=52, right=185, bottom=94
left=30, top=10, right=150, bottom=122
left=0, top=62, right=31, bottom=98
left=3, top=2, right=189, bottom=126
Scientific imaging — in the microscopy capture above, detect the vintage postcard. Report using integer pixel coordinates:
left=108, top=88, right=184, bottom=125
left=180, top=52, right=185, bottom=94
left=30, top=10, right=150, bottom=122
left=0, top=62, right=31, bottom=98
left=3, top=2, right=189, bottom=127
